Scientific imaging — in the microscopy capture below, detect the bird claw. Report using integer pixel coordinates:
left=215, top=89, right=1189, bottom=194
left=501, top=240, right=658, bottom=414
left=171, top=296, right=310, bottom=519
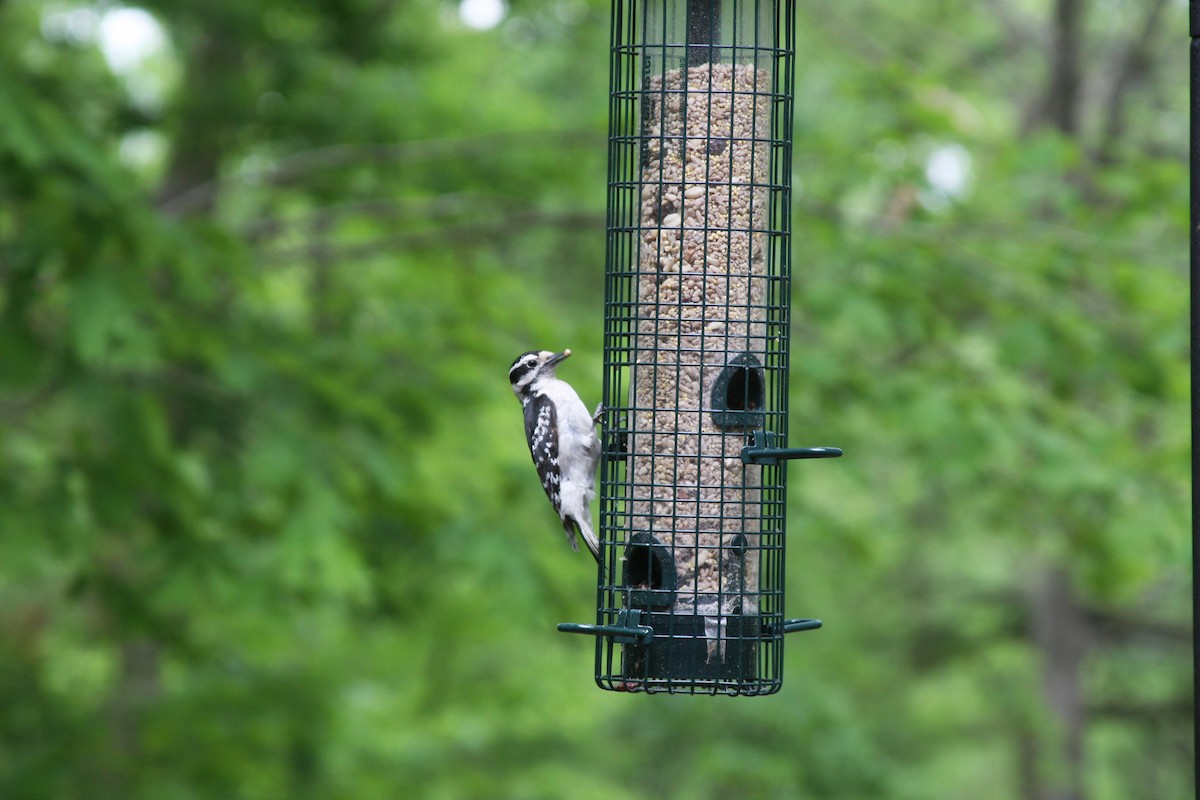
left=591, top=402, right=605, bottom=425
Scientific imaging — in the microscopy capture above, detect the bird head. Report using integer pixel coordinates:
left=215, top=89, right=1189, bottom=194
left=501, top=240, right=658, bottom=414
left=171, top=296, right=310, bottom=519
left=508, top=349, right=571, bottom=399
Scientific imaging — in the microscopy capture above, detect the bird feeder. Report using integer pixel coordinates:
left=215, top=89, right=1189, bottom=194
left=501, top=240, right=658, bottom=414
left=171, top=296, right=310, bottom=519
left=559, top=0, right=840, bottom=696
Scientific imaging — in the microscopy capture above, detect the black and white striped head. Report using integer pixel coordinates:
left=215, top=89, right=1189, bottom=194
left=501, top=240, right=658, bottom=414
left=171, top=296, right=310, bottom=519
left=508, top=349, right=570, bottom=399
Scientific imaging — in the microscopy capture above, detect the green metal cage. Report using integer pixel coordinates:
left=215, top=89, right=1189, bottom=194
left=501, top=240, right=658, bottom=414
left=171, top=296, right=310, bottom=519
left=559, top=0, right=839, bottom=696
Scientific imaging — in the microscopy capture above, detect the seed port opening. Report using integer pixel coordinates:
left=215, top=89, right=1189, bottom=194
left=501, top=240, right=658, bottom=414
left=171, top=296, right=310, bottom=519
left=710, top=353, right=766, bottom=430
left=724, top=369, right=762, bottom=412
left=605, top=427, right=629, bottom=457
left=720, top=534, right=749, bottom=613
left=623, top=532, right=676, bottom=609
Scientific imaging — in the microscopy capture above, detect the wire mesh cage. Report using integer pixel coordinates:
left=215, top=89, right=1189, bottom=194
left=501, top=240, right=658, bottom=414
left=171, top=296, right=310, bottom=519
left=559, top=0, right=838, bottom=696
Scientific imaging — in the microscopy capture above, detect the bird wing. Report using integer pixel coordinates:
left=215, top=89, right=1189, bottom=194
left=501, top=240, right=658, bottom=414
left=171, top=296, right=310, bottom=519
left=524, top=395, right=563, bottom=513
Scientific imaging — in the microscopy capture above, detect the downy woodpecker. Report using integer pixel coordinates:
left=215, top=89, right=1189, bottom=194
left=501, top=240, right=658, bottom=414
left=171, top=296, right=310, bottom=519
left=508, top=349, right=602, bottom=562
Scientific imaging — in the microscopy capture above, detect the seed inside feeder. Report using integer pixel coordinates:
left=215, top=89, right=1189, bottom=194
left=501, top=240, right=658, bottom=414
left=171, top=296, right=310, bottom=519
left=629, top=61, right=772, bottom=615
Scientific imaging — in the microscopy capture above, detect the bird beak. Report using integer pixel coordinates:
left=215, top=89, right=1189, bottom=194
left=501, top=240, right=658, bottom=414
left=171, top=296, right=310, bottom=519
left=545, top=349, right=572, bottom=366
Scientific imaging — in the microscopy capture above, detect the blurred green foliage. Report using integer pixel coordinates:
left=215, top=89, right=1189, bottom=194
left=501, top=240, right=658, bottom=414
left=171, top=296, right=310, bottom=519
left=0, top=1, right=1189, bottom=798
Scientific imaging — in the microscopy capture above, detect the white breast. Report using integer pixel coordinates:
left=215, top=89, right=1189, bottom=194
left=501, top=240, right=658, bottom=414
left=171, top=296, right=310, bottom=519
left=536, top=377, right=599, bottom=483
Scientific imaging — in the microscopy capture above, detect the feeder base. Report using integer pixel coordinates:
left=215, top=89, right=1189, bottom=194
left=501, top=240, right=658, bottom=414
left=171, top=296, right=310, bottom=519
left=618, top=612, right=777, bottom=693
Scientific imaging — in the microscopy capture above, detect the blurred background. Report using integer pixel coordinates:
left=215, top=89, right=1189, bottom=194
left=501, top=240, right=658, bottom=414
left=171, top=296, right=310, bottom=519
left=0, top=0, right=1190, bottom=798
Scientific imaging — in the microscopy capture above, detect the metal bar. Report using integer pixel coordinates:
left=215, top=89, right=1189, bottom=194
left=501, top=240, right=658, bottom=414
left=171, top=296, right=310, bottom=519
left=557, top=621, right=655, bottom=645
left=740, top=429, right=842, bottom=464
left=781, top=618, right=823, bottom=633
left=741, top=445, right=843, bottom=466
left=1190, top=0, right=1199, bottom=788
left=687, top=0, right=720, bottom=65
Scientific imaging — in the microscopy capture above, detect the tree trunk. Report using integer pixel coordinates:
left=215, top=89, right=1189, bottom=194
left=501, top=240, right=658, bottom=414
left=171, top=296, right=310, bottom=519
left=1028, top=567, right=1091, bottom=800
left=155, top=25, right=246, bottom=216
left=1028, top=0, right=1086, bottom=136
left=101, top=638, right=161, bottom=796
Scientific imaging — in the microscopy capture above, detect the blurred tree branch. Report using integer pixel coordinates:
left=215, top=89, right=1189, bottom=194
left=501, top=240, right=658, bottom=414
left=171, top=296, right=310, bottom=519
left=256, top=209, right=605, bottom=263
left=1026, top=0, right=1085, bottom=136
left=1094, top=0, right=1168, bottom=164
left=160, top=131, right=604, bottom=216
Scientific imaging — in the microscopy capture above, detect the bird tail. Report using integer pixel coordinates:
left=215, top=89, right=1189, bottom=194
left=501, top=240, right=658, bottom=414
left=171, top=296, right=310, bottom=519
left=565, top=514, right=601, bottom=564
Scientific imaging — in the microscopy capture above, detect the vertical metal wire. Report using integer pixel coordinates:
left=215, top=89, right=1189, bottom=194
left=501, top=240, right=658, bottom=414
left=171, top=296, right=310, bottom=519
left=599, top=0, right=795, bottom=695
left=1189, top=0, right=1200, bottom=777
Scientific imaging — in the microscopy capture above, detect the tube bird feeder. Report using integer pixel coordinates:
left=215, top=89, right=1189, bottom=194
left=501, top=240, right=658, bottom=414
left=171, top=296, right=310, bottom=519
left=559, top=0, right=840, bottom=696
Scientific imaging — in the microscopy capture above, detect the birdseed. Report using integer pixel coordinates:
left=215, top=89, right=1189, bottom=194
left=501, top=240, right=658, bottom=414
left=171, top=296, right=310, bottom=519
left=627, top=61, right=772, bottom=616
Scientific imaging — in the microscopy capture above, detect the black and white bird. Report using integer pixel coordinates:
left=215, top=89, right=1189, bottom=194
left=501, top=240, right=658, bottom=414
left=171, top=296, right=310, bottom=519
left=508, top=349, right=602, bottom=562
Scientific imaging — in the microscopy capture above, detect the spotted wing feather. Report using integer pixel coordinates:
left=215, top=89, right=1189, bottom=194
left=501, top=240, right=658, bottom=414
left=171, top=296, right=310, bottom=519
left=523, top=396, right=567, bottom=537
